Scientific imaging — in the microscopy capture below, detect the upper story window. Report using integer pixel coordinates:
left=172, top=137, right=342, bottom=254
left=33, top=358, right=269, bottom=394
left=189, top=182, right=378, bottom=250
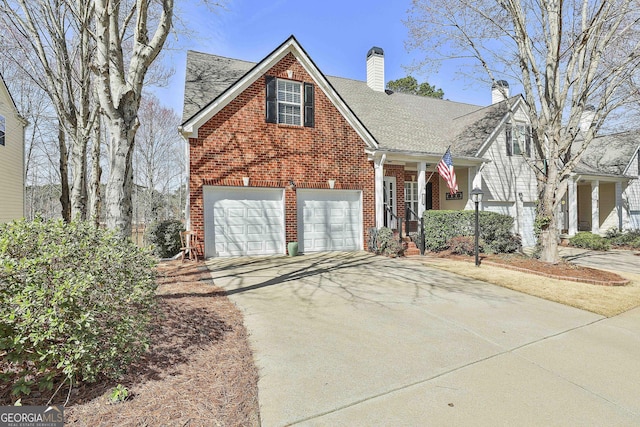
left=265, top=76, right=314, bottom=127
left=277, top=79, right=302, bottom=125
left=0, top=115, right=5, bottom=146
left=506, top=122, right=531, bottom=157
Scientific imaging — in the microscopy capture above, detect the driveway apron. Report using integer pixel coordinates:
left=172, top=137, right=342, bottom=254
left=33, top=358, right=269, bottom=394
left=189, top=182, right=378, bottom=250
left=207, top=252, right=640, bottom=426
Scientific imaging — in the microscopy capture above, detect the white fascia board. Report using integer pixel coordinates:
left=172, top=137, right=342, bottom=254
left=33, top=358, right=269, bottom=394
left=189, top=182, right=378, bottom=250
left=475, top=97, right=524, bottom=157
left=180, top=41, right=295, bottom=138
left=365, top=148, right=488, bottom=166
left=622, top=146, right=639, bottom=176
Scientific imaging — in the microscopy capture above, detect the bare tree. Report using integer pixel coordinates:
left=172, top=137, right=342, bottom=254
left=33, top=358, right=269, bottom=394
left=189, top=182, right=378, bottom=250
left=0, top=0, right=99, bottom=220
left=406, top=0, right=640, bottom=262
left=93, top=0, right=174, bottom=238
left=133, top=93, right=183, bottom=226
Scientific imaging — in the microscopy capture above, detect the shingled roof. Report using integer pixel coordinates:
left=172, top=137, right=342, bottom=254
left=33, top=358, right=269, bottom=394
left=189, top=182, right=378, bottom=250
left=182, top=48, right=518, bottom=157
left=576, top=131, right=639, bottom=177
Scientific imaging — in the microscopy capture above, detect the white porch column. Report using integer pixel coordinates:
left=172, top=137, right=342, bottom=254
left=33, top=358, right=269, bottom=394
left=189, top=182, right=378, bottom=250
left=417, top=161, right=426, bottom=218
left=591, top=180, right=600, bottom=234
left=568, top=177, right=578, bottom=236
left=616, top=181, right=623, bottom=231
left=374, top=154, right=386, bottom=228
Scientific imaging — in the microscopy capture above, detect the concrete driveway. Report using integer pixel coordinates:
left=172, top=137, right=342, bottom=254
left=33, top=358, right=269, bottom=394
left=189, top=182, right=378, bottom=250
left=207, top=252, right=640, bottom=426
left=560, top=247, right=640, bottom=275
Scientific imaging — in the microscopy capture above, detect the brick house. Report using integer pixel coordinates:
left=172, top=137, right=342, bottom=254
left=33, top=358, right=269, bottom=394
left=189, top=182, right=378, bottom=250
left=180, top=36, right=639, bottom=257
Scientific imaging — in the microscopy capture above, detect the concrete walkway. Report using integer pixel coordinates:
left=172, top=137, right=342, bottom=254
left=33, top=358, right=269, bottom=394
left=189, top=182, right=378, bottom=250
left=207, top=252, right=640, bottom=426
left=560, top=247, right=640, bottom=275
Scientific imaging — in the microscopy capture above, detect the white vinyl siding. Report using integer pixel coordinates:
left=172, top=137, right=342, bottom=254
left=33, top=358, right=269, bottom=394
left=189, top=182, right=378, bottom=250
left=0, top=84, right=25, bottom=223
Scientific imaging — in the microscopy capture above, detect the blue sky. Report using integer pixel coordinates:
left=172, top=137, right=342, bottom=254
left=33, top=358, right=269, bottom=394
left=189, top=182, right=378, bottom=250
left=153, top=0, right=494, bottom=116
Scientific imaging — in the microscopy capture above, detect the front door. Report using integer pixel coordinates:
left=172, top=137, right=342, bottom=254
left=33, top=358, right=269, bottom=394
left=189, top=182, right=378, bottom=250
left=383, top=176, right=397, bottom=229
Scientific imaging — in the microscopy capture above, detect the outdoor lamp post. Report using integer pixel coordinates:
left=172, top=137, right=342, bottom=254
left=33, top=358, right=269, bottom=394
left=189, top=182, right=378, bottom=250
left=471, top=187, right=484, bottom=266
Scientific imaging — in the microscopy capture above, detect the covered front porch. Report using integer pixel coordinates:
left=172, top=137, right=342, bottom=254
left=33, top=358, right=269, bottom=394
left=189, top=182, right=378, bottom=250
left=560, top=175, right=628, bottom=236
left=371, top=152, right=483, bottom=236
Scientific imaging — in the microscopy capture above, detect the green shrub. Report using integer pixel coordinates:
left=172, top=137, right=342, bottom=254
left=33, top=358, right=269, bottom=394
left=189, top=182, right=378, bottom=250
left=145, top=219, right=184, bottom=258
left=422, top=210, right=520, bottom=253
left=569, top=232, right=611, bottom=251
left=0, top=218, right=157, bottom=399
left=373, top=227, right=404, bottom=257
left=605, top=229, right=640, bottom=249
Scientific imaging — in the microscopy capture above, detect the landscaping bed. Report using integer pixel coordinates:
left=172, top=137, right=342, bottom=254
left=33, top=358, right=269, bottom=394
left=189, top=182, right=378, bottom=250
left=0, top=261, right=260, bottom=426
left=435, top=252, right=630, bottom=286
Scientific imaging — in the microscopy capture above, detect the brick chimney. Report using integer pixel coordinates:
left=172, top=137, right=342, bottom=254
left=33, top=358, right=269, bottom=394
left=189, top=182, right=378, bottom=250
left=491, top=80, right=510, bottom=104
left=366, top=47, right=385, bottom=92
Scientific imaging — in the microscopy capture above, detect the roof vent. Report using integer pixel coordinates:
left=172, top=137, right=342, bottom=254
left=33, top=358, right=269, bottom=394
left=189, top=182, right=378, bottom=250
left=366, top=47, right=385, bottom=93
left=491, top=80, right=510, bottom=104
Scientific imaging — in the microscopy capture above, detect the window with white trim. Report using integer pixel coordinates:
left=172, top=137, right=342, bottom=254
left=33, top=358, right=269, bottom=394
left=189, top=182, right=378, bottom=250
left=265, top=76, right=314, bottom=127
left=0, top=115, right=5, bottom=146
left=506, top=122, right=531, bottom=157
left=277, top=79, right=302, bottom=125
left=404, top=181, right=419, bottom=217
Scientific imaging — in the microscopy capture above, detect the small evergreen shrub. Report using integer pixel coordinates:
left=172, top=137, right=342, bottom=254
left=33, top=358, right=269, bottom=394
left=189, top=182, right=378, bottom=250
left=145, top=219, right=185, bottom=258
left=422, top=210, right=520, bottom=253
left=569, top=232, right=610, bottom=251
left=605, top=229, right=640, bottom=249
left=374, top=227, right=404, bottom=257
left=0, top=218, right=157, bottom=399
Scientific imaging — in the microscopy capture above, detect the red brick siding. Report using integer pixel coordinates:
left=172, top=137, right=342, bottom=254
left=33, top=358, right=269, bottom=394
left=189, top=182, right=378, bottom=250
left=189, top=53, right=375, bottom=253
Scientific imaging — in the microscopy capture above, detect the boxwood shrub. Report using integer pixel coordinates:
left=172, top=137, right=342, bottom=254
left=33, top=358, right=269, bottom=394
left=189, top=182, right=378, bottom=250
left=0, top=218, right=157, bottom=400
left=423, top=210, right=520, bottom=253
left=145, top=219, right=185, bottom=258
left=569, top=231, right=611, bottom=251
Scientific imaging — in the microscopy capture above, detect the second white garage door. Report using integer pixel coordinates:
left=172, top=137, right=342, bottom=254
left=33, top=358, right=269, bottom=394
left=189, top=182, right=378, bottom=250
left=297, top=190, right=362, bottom=253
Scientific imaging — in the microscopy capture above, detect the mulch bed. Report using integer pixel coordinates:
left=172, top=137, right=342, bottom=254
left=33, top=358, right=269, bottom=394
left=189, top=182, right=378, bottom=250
left=433, top=252, right=630, bottom=286
left=1, top=261, right=260, bottom=426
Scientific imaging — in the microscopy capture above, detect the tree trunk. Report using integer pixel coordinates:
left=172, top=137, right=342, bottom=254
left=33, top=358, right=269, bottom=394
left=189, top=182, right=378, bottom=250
left=105, top=117, right=136, bottom=238
left=58, top=123, right=71, bottom=223
left=89, top=122, right=102, bottom=227
left=70, top=130, right=88, bottom=220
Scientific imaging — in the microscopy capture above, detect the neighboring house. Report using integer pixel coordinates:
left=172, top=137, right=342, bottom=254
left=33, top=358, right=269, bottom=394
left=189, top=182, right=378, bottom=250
left=180, top=35, right=638, bottom=257
left=0, top=73, right=26, bottom=223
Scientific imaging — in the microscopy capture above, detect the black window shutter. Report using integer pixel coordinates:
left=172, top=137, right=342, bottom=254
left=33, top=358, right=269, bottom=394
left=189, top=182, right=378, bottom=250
left=525, top=125, right=532, bottom=157
left=303, top=82, right=315, bottom=127
left=506, top=123, right=513, bottom=156
left=425, top=182, right=433, bottom=210
left=265, top=76, right=277, bottom=123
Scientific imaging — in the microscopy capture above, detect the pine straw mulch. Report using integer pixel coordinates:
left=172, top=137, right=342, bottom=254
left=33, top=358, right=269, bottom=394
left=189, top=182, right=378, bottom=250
left=433, top=251, right=629, bottom=286
left=1, top=261, right=260, bottom=426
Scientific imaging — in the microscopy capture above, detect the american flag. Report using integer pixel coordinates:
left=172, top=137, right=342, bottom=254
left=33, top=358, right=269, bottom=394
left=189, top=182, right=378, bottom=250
left=437, top=148, right=458, bottom=195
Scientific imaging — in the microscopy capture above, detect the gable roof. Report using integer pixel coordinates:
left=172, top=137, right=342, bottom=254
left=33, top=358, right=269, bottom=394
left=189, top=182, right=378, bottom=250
left=0, top=72, right=23, bottom=121
left=180, top=36, right=377, bottom=149
left=181, top=36, right=524, bottom=159
left=576, top=131, right=639, bottom=177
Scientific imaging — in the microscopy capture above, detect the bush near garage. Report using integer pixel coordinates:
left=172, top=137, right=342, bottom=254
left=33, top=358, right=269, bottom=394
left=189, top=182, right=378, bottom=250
left=422, top=210, right=520, bottom=254
left=569, top=231, right=611, bottom=251
left=368, top=227, right=405, bottom=257
left=145, top=219, right=185, bottom=258
left=0, top=218, right=157, bottom=400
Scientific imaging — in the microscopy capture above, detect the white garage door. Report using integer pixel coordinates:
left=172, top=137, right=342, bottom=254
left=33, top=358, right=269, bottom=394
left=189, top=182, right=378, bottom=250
left=297, top=190, right=362, bottom=253
left=203, top=187, right=284, bottom=257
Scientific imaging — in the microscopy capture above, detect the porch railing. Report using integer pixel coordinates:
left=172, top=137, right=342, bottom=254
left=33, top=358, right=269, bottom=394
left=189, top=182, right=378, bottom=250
left=384, top=206, right=403, bottom=244
left=405, top=207, right=426, bottom=255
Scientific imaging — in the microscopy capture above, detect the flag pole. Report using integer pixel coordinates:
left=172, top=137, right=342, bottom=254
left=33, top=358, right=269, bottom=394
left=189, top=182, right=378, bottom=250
left=424, top=145, right=451, bottom=192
